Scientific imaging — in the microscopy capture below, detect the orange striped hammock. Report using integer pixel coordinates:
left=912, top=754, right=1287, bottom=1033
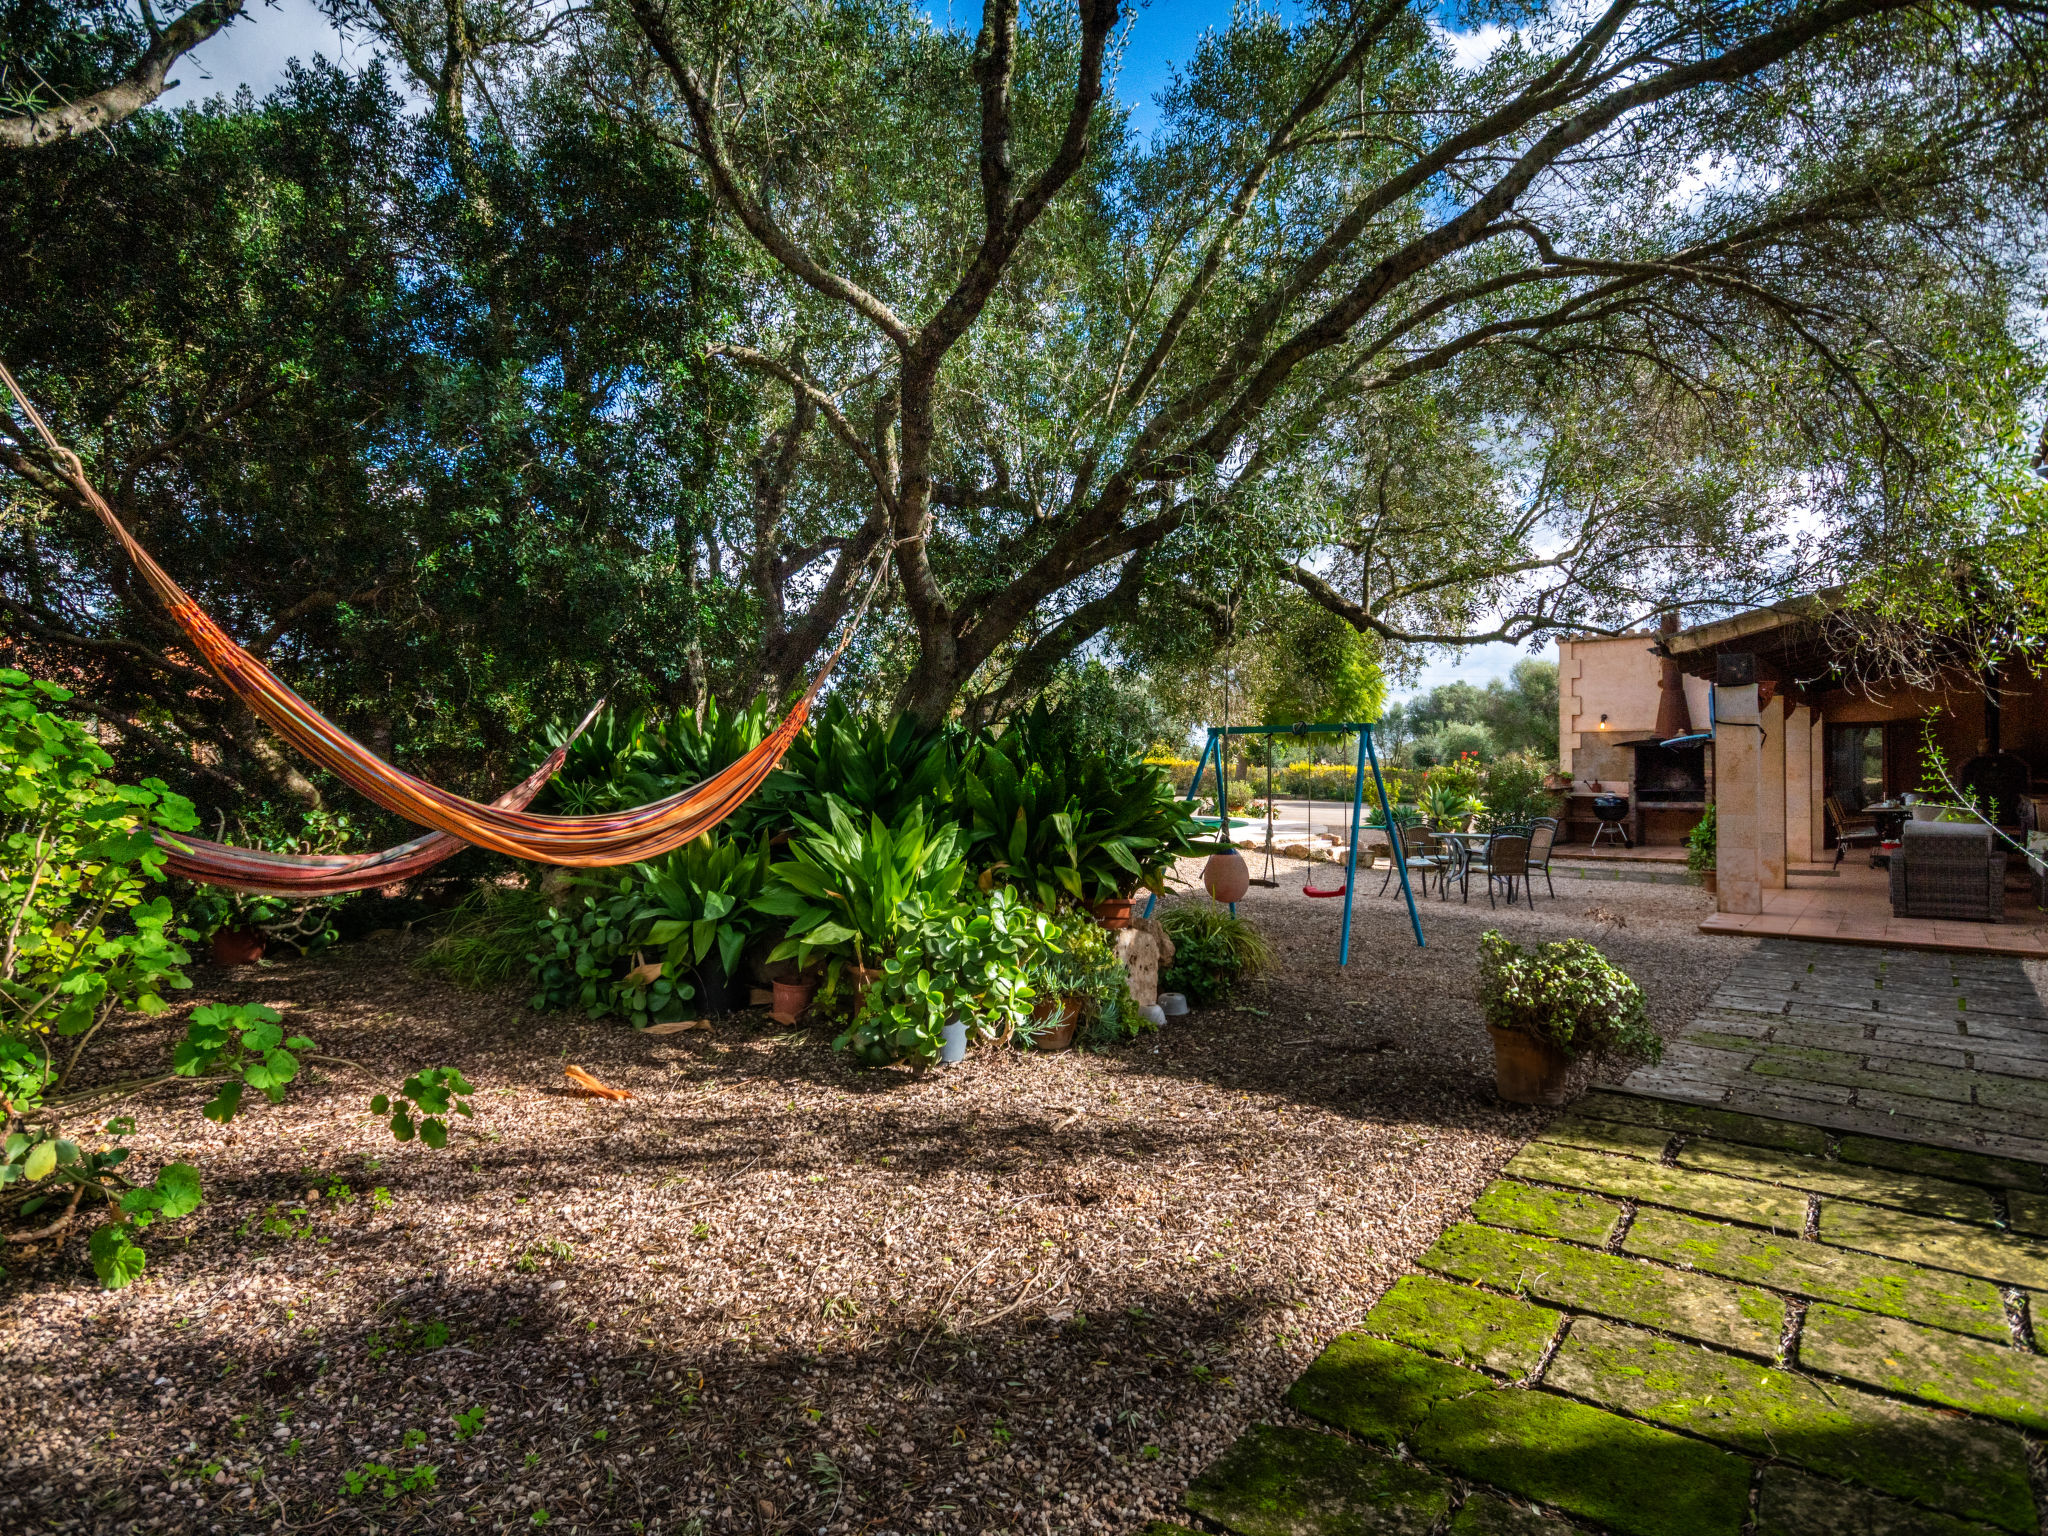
left=3, top=364, right=863, bottom=874
left=154, top=718, right=588, bottom=896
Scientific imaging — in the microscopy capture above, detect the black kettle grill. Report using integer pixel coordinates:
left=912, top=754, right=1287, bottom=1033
left=1590, top=794, right=1632, bottom=849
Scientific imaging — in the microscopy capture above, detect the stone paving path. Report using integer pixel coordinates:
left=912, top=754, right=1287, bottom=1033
left=1620, top=940, right=2048, bottom=1163
left=1163, top=941, right=2048, bottom=1536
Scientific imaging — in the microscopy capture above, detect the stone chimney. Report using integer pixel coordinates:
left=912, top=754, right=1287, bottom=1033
left=1654, top=610, right=1692, bottom=740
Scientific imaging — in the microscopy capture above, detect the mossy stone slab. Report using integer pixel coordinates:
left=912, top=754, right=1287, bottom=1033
left=1503, top=1141, right=1807, bottom=1230
left=1471, top=1179, right=1624, bottom=1246
left=1138, top=1526, right=1206, bottom=1536
left=1446, top=1493, right=1577, bottom=1535
left=1286, top=1333, right=1493, bottom=1446
left=1800, top=1303, right=2048, bottom=1432
left=1753, top=1466, right=2014, bottom=1536
left=1407, top=1384, right=1751, bottom=1536
left=1363, top=1275, right=1560, bottom=1377
left=1421, top=1223, right=1784, bottom=1357
left=1577, top=1090, right=1828, bottom=1154
left=1184, top=1424, right=1453, bottom=1536
left=1834, top=1134, right=2048, bottom=1194
left=1535, top=1115, right=1674, bottom=1161
left=2007, top=1190, right=2046, bottom=1236
left=1624, top=1207, right=2009, bottom=1340
left=1819, top=1200, right=2048, bottom=1289
left=1677, top=1139, right=1998, bottom=1224
left=1546, top=1317, right=2036, bottom=1532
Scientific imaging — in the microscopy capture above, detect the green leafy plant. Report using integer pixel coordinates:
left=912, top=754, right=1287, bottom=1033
left=172, top=1003, right=318, bottom=1125
left=836, top=888, right=1054, bottom=1066
left=341, top=1460, right=439, bottom=1501
left=1158, top=905, right=1274, bottom=1006
left=528, top=893, right=638, bottom=1017
left=629, top=833, right=772, bottom=999
left=1476, top=930, right=1661, bottom=1062
left=372, top=1068, right=477, bottom=1149
left=964, top=705, right=1211, bottom=907
left=1419, top=761, right=1486, bottom=828
left=764, top=699, right=961, bottom=829
left=1686, top=802, right=1717, bottom=875
left=754, top=798, right=965, bottom=983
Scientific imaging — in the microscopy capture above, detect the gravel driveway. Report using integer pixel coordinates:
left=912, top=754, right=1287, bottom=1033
left=1, top=866, right=1745, bottom=1536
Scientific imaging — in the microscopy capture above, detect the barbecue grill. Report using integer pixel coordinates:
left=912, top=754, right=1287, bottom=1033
left=1590, top=793, right=1632, bottom=849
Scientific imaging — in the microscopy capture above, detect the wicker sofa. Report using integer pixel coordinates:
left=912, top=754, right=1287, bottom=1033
left=1889, top=820, right=2007, bottom=921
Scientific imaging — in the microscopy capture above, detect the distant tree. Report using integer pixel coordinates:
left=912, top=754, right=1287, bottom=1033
left=1481, top=660, right=1561, bottom=761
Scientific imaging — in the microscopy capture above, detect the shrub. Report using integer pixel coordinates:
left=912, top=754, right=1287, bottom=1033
left=1159, top=905, right=1274, bottom=1006
left=766, top=698, right=962, bottom=829
left=2, top=669, right=463, bottom=1287
left=1277, top=761, right=1361, bottom=799
left=1686, top=802, right=1717, bottom=874
left=1479, top=753, right=1561, bottom=830
left=1476, top=930, right=1661, bottom=1063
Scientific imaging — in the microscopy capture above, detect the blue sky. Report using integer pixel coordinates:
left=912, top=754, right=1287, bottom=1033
left=158, top=0, right=1532, bottom=697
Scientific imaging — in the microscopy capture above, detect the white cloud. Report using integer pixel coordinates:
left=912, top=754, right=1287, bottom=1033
left=1436, top=22, right=1514, bottom=72
left=157, top=0, right=354, bottom=109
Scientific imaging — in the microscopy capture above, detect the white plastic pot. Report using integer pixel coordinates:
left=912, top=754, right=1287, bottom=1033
left=1158, top=992, right=1189, bottom=1017
left=941, top=1019, right=968, bottom=1065
left=1140, top=1004, right=1167, bottom=1028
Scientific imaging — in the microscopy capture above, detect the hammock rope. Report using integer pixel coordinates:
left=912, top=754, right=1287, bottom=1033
left=1, top=361, right=885, bottom=868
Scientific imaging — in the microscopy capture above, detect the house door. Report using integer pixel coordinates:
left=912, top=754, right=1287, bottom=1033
left=1825, top=724, right=1885, bottom=835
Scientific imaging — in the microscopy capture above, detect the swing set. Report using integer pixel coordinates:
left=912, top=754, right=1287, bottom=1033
left=1150, top=720, right=1426, bottom=963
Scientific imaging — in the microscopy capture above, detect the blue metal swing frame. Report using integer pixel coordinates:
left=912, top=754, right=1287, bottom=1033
left=1143, top=721, right=1425, bottom=962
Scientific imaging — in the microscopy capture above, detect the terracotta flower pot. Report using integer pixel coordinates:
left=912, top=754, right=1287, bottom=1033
left=1203, top=850, right=1251, bottom=904
left=1031, top=994, right=1082, bottom=1051
left=1487, top=1024, right=1572, bottom=1106
left=1698, top=870, right=1717, bottom=896
left=1092, top=896, right=1137, bottom=930
left=846, top=964, right=882, bottom=1001
left=770, top=978, right=817, bottom=1024
left=210, top=928, right=266, bottom=967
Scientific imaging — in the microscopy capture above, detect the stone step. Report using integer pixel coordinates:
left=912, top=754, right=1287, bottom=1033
left=1800, top=1303, right=2048, bottom=1432
left=1420, top=1222, right=1785, bottom=1357
left=1622, top=1207, right=2011, bottom=1341
left=1502, top=1141, right=1808, bottom=1230
left=1548, top=1317, right=2036, bottom=1532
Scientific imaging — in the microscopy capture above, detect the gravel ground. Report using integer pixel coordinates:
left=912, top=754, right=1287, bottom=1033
left=1, top=864, right=1744, bottom=1536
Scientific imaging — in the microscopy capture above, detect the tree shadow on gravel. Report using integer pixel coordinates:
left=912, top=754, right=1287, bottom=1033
left=14, top=1252, right=1306, bottom=1536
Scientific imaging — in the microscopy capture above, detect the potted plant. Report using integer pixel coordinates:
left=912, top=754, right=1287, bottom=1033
left=629, top=833, right=772, bottom=1016
left=1031, top=912, right=1141, bottom=1050
left=753, top=797, right=965, bottom=1004
left=1476, top=930, right=1660, bottom=1105
left=1686, top=802, right=1717, bottom=894
left=835, top=888, right=1052, bottom=1067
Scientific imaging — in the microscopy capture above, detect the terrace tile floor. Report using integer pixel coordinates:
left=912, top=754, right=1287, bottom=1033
left=1164, top=940, right=2048, bottom=1536
left=1700, top=865, right=2048, bottom=958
